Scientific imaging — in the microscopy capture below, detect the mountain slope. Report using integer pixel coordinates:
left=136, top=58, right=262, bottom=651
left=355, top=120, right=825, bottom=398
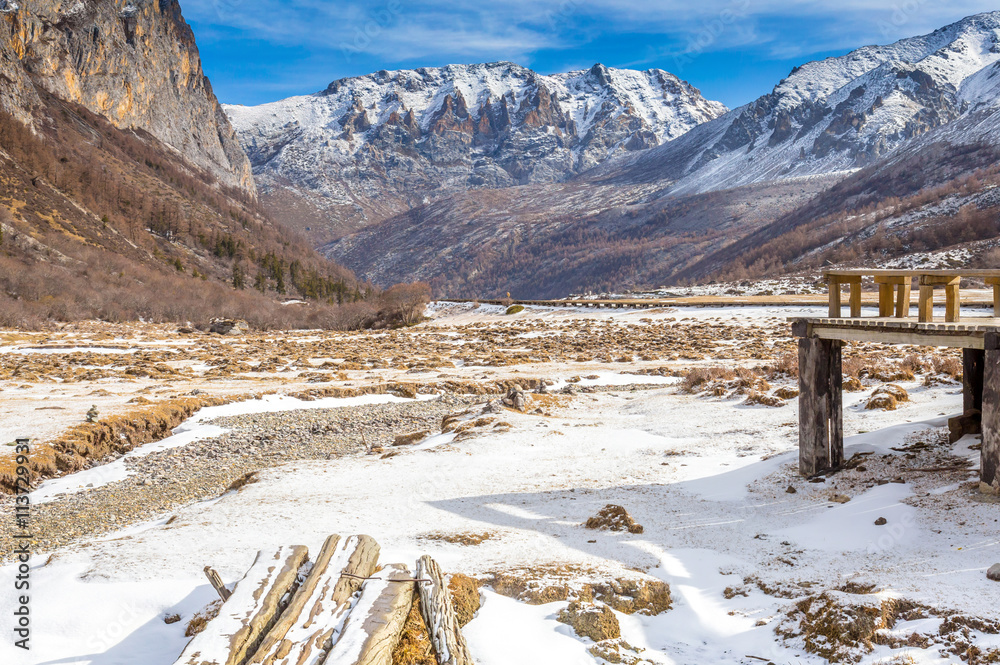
left=0, top=0, right=425, bottom=329
left=587, top=11, right=1000, bottom=195
left=0, top=0, right=254, bottom=194
left=225, top=61, right=726, bottom=242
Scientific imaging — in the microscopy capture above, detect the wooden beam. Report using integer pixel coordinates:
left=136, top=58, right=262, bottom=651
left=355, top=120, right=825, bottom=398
left=322, top=564, right=415, bottom=665
left=982, top=345, right=1000, bottom=491
left=417, top=556, right=475, bottom=665
left=173, top=546, right=309, bottom=665
left=919, top=275, right=962, bottom=286
left=248, top=534, right=381, bottom=665
left=808, top=325, right=985, bottom=349
left=895, top=281, right=912, bottom=318
left=798, top=337, right=843, bottom=476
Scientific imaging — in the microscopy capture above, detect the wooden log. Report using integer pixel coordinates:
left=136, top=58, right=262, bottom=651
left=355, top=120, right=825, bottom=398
left=798, top=337, right=843, bottom=476
left=982, top=345, right=1000, bottom=490
left=249, top=535, right=380, bottom=665
left=417, top=555, right=475, bottom=665
left=173, top=546, right=309, bottom=665
left=321, top=564, right=415, bottom=665
left=206, top=566, right=233, bottom=601
left=895, top=281, right=912, bottom=318
left=918, top=285, right=934, bottom=322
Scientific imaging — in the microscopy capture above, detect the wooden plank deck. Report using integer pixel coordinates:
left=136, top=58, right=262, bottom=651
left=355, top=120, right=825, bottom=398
left=791, top=316, right=1000, bottom=349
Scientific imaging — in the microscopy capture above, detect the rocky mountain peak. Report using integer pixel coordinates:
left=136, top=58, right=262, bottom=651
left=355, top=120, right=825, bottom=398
left=588, top=11, right=1000, bottom=195
left=225, top=61, right=727, bottom=239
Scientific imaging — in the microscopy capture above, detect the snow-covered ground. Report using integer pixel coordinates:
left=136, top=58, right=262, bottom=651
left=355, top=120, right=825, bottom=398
left=2, top=303, right=997, bottom=664
left=2, top=352, right=993, bottom=664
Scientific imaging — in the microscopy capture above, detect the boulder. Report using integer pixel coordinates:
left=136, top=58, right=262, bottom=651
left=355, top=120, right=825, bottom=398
left=585, top=505, right=644, bottom=534
left=557, top=602, right=620, bottom=642
left=988, top=564, right=1000, bottom=581
left=502, top=385, right=527, bottom=411
left=208, top=318, right=249, bottom=335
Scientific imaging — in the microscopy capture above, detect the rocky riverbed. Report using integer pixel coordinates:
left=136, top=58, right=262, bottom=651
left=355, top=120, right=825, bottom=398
left=0, top=396, right=480, bottom=559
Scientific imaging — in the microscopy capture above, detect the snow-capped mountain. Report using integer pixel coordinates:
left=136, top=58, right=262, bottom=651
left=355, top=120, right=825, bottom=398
left=224, top=61, right=726, bottom=239
left=590, top=11, right=1000, bottom=195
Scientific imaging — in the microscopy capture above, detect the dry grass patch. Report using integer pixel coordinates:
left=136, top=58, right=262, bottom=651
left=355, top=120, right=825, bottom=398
left=420, top=532, right=494, bottom=546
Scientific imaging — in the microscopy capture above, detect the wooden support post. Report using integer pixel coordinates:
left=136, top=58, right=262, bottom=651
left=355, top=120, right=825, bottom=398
left=417, top=556, right=475, bottom=665
left=988, top=277, right=1000, bottom=317
left=918, top=285, right=935, bottom=322
left=981, top=334, right=1000, bottom=491
left=964, top=348, right=985, bottom=414
left=849, top=281, right=862, bottom=318
left=797, top=337, right=843, bottom=476
left=895, top=281, right=912, bottom=318
left=878, top=283, right=894, bottom=317
left=945, top=281, right=961, bottom=322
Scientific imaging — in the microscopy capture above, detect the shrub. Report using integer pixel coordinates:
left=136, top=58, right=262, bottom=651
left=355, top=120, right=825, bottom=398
left=505, top=304, right=525, bottom=315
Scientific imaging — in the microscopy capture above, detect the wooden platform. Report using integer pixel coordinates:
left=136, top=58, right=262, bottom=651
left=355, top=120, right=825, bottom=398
left=792, top=313, right=1000, bottom=492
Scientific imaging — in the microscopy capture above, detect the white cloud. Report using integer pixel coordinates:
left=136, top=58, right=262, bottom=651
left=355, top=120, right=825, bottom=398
left=182, top=0, right=999, bottom=68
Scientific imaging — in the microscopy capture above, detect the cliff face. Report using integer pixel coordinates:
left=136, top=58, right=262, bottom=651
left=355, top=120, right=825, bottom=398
left=0, top=0, right=254, bottom=195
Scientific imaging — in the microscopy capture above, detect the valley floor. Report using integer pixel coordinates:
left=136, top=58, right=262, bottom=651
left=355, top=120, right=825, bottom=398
left=0, top=302, right=997, bottom=664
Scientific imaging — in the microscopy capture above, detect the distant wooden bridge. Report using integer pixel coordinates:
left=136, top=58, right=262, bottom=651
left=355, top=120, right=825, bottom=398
left=444, top=290, right=995, bottom=310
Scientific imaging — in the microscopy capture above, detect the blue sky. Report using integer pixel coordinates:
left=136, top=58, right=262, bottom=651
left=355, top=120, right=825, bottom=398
left=182, top=0, right=999, bottom=109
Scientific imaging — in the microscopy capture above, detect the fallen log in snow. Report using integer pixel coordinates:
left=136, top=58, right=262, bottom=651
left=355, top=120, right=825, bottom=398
left=323, top=564, right=415, bottom=665
left=417, top=555, right=475, bottom=665
left=249, top=534, right=380, bottom=665
left=173, top=545, right=309, bottom=665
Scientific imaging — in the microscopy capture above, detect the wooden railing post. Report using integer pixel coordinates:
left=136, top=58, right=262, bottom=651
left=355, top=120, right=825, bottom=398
left=895, top=279, right=912, bottom=318
left=828, top=277, right=842, bottom=318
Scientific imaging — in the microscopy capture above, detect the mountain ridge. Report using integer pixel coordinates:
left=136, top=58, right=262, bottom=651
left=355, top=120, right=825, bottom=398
left=224, top=60, right=727, bottom=242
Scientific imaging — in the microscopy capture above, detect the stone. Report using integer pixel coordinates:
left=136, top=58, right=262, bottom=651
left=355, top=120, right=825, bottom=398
left=874, top=517, right=887, bottom=526
left=988, top=564, right=1000, bottom=581
left=585, top=504, right=644, bottom=534
left=502, top=385, right=527, bottom=411
left=786, top=485, right=797, bottom=494
left=557, top=602, right=621, bottom=642
left=208, top=318, right=249, bottom=335
left=866, top=384, right=909, bottom=411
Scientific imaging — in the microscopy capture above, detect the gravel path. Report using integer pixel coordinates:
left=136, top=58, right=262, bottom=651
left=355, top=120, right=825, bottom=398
left=0, top=396, right=481, bottom=561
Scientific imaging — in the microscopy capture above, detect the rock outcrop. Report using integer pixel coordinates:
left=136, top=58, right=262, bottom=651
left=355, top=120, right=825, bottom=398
left=0, top=0, right=254, bottom=194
